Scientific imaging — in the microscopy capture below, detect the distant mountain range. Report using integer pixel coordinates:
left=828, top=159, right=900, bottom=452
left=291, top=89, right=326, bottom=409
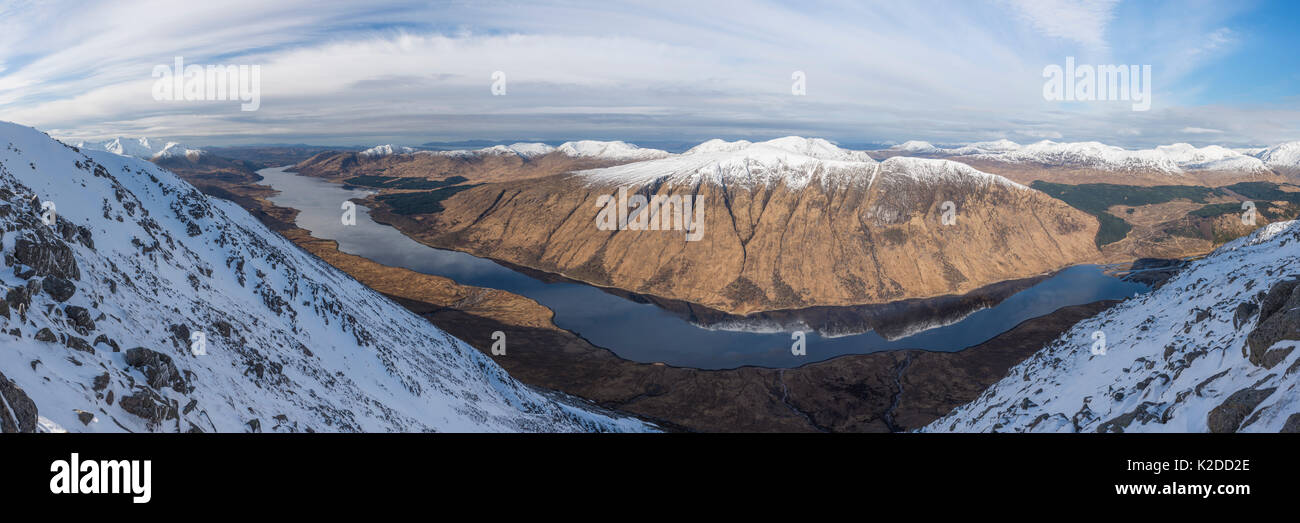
left=75, top=137, right=205, bottom=161
left=875, top=139, right=1300, bottom=186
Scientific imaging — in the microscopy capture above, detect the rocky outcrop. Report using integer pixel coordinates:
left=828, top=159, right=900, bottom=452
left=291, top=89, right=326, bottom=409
left=124, top=347, right=190, bottom=393
left=13, top=233, right=80, bottom=280
left=0, top=371, right=38, bottom=433
left=1245, top=278, right=1300, bottom=368
left=1208, top=386, right=1277, bottom=433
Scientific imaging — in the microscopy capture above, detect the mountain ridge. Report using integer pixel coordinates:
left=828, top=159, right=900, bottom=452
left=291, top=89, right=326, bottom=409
left=925, top=220, right=1300, bottom=433
left=0, top=121, right=652, bottom=433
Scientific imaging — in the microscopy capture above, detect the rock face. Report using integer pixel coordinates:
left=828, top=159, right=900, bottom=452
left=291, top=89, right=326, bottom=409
left=380, top=139, right=1101, bottom=315
left=0, top=120, right=651, bottom=433
left=925, top=221, right=1300, bottom=433
left=0, top=371, right=38, bottom=433
left=1245, top=278, right=1300, bottom=368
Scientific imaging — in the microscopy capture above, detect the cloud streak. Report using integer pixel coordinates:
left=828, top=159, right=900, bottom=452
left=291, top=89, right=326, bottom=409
left=0, top=0, right=1294, bottom=147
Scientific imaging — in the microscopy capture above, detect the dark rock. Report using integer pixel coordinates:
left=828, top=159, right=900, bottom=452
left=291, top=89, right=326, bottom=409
left=13, top=235, right=79, bottom=280
left=1281, top=413, right=1300, bottom=433
left=76, top=410, right=94, bottom=426
left=41, top=276, right=76, bottom=302
left=92, top=372, right=110, bottom=391
left=1258, top=279, right=1300, bottom=319
left=1245, top=278, right=1300, bottom=367
left=34, top=328, right=56, bottom=342
left=124, top=347, right=188, bottom=393
left=1098, top=401, right=1166, bottom=433
left=1207, top=386, right=1277, bottom=433
left=118, top=388, right=177, bottom=427
left=0, top=371, right=38, bottom=433
left=92, top=334, right=120, bottom=352
left=64, top=336, right=93, bottom=353
left=4, top=285, right=32, bottom=316
left=212, top=320, right=233, bottom=338
left=64, top=305, right=95, bottom=334
left=167, top=324, right=190, bottom=348
left=1263, top=346, right=1295, bottom=370
left=1234, top=301, right=1259, bottom=329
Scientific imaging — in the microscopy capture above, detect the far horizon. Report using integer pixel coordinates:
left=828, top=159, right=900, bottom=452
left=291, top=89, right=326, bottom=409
left=61, top=133, right=1297, bottom=154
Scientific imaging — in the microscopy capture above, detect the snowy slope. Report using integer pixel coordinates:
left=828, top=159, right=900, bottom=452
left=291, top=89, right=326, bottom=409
left=0, top=121, right=653, bottom=433
left=577, top=136, right=879, bottom=189
left=1257, top=141, right=1300, bottom=174
left=925, top=221, right=1300, bottom=433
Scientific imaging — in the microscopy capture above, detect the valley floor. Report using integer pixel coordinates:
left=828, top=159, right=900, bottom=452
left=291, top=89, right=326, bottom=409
left=190, top=170, right=1121, bottom=432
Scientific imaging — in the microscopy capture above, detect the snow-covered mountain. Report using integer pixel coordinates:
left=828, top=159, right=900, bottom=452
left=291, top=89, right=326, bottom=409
left=887, top=140, right=943, bottom=154
left=1258, top=141, right=1300, bottom=175
left=456, top=142, right=559, bottom=158
left=75, top=137, right=204, bottom=162
left=358, top=140, right=669, bottom=161
left=925, top=221, right=1300, bottom=433
left=878, top=139, right=1300, bottom=183
left=578, top=136, right=880, bottom=189
left=554, top=140, right=668, bottom=161
left=890, top=139, right=1278, bottom=176
left=574, top=136, right=1024, bottom=192
left=0, top=121, right=652, bottom=433
left=359, top=144, right=417, bottom=157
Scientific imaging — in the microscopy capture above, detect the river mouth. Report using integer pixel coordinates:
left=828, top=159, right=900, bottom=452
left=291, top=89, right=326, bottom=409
left=258, top=166, right=1149, bottom=370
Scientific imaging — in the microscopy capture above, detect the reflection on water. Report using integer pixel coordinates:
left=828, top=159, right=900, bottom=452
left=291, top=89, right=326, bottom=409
left=257, top=167, right=1149, bottom=369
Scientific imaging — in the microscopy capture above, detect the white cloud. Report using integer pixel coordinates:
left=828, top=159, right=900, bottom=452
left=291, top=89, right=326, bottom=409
left=1000, top=0, right=1119, bottom=47
left=0, top=0, right=1292, bottom=147
left=1016, top=129, right=1064, bottom=139
left=1181, top=127, right=1225, bottom=134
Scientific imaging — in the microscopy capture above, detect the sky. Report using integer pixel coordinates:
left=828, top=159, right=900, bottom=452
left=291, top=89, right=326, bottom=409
left=0, top=0, right=1297, bottom=148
